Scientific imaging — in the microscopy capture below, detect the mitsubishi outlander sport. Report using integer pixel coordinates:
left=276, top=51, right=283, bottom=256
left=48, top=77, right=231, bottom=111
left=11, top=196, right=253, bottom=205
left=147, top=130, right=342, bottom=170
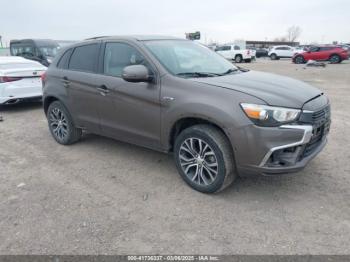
left=42, top=36, right=331, bottom=193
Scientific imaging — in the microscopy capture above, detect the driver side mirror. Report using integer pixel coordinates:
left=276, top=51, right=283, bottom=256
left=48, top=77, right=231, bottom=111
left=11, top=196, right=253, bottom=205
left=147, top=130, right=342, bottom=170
left=122, top=65, right=153, bottom=83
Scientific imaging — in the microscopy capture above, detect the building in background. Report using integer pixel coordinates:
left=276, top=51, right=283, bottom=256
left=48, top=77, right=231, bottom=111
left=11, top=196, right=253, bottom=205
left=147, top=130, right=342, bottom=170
left=0, top=48, right=10, bottom=56
left=245, top=40, right=299, bottom=48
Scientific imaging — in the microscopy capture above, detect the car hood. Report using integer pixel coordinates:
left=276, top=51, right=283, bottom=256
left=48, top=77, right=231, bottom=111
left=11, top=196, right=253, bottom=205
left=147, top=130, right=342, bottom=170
left=191, top=70, right=322, bottom=108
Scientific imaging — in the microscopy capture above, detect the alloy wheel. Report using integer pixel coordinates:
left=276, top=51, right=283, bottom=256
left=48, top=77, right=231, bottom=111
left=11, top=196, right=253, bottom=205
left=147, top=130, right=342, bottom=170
left=49, top=107, right=68, bottom=141
left=295, top=56, right=304, bottom=64
left=179, top=137, right=219, bottom=186
left=330, top=55, right=340, bottom=63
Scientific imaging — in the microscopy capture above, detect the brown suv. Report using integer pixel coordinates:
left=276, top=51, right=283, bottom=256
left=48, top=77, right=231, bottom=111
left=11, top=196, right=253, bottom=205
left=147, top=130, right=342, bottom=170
left=42, top=36, right=330, bottom=193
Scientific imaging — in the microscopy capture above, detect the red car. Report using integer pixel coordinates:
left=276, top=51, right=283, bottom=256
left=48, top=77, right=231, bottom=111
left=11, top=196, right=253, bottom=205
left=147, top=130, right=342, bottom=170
left=293, top=45, right=349, bottom=64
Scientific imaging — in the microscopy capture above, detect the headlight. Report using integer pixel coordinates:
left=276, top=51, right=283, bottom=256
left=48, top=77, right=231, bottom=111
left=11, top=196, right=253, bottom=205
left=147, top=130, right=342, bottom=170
left=240, top=103, right=301, bottom=126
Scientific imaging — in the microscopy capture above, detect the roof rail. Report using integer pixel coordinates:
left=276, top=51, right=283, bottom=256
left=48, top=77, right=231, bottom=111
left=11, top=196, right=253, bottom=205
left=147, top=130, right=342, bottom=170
left=84, top=36, right=110, bottom=40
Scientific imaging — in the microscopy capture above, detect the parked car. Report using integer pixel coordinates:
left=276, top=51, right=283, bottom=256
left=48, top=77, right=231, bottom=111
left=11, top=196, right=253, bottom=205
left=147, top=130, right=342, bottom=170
left=268, top=45, right=296, bottom=60
left=43, top=36, right=330, bottom=193
left=249, top=47, right=268, bottom=58
left=215, top=44, right=253, bottom=63
left=0, top=56, right=46, bottom=105
left=293, top=45, right=349, bottom=64
left=10, top=39, right=60, bottom=67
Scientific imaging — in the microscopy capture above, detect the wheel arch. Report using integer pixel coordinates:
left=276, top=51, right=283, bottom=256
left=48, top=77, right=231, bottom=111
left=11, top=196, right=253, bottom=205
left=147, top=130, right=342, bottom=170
left=43, top=95, right=72, bottom=117
left=43, top=96, right=59, bottom=115
left=168, top=116, right=231, bottom=152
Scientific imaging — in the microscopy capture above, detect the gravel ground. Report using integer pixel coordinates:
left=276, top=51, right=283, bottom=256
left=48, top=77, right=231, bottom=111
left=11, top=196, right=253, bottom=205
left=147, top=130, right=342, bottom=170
left=0, top=59, right=349, bottom=255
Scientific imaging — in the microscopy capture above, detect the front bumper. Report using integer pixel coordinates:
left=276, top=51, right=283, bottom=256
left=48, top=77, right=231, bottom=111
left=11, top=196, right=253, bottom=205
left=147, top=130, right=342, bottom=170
left=229, top=113, right=330, bottom=177
left=237, top=125, right=328, bottom=177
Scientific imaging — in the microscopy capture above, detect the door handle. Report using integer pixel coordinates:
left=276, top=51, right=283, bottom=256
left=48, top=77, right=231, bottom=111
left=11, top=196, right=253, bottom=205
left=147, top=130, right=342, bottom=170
left=97, top=85, right=109, bottom=96
left=61, top=76, right=70, bottom=88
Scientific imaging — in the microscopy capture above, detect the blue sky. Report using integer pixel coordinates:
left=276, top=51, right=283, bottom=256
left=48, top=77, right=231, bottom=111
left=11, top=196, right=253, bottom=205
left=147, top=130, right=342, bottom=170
left=1, top=0, right=349, bottom=45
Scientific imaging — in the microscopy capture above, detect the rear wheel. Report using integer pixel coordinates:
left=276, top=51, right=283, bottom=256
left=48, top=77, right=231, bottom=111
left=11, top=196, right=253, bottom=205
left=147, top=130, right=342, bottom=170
left=47, top=101, right=82, bottom=145
left=235, top=55, right=243, bottom=63
left=329, top=54, right=341, bottom=64
left=294, top=55, right=305, bottom=64
left=174, top=125, right=236, bottom=193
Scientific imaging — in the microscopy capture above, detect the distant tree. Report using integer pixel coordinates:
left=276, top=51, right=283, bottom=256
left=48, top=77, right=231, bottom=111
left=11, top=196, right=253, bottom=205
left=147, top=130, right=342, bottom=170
left=273, top=36, right=288, bottom=42
left=287, top=26, right=302, bottom=42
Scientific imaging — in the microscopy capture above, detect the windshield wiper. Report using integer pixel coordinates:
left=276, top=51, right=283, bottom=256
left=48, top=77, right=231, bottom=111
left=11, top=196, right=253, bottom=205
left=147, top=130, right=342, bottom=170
left=220, top=68, right=240, bottom=75
left=176, top=72, right=222, bottom=78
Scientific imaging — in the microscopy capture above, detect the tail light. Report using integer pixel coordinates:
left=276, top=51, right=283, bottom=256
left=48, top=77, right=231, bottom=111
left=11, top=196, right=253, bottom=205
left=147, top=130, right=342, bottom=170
left=0, top=76, right=23, bottom=83
left=41, top=72, right=47, bottom=87
left=41, top=72, right=47, bottom=82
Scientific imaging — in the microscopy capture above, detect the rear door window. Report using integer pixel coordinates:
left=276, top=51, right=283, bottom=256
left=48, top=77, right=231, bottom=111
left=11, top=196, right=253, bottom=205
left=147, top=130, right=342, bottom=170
left=68, top=44, right=99, bottom=73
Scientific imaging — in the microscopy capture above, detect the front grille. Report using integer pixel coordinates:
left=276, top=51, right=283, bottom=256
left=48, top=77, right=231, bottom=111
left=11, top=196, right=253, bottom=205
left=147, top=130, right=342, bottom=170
left=312, top=105, right=331, bottom=126
left=299, top=105, right=331, bottom=158
left=299, top=105, right=331, bottom=125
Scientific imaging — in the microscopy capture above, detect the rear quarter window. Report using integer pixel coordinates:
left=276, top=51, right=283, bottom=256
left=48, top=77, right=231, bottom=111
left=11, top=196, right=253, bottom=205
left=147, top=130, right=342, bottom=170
left=68, top=44, right=99, bottom=73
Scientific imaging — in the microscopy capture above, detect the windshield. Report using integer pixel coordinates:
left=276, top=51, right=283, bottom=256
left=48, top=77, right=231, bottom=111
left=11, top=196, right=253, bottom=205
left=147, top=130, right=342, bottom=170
left=144, top=40, right=238, bottom=77
left=38, top=46, right=59, bottom=57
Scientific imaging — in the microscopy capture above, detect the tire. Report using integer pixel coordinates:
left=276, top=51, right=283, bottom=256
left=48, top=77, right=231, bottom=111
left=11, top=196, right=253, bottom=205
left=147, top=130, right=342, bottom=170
left=47, top=101, right=82, bottom=145
left=245, top=59, right=252, bottom=63
left=329, top=54, right=341, bottom=64
left=235, top=55, right=243, bottom=63
left=294, top=55, right=305, bottom=64
left=270, top=53, right=277, bottom=60
left=174, top=124, right=236, bottom=193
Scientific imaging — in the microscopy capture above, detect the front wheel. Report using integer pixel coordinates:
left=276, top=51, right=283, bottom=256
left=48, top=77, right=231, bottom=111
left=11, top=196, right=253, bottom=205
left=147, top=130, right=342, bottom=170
left=47, top=101, right=82, bottom=145
left=294, top=55, right=305, bottom=64
left=174, top=125, right=236, bottom=193
left=270, top=53, right=277, bottom=60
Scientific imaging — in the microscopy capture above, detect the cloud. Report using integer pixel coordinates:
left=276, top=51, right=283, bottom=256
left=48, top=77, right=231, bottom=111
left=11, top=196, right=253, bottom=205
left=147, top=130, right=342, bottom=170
left=1, top=0, right=349, bottom=45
